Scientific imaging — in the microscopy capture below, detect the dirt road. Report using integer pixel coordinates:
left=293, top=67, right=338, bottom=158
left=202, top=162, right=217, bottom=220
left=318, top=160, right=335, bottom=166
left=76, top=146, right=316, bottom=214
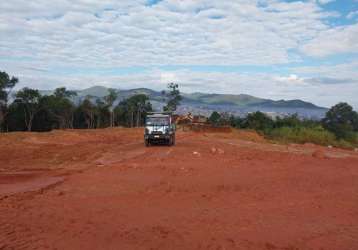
left=1, top=128, right=358, bottom=250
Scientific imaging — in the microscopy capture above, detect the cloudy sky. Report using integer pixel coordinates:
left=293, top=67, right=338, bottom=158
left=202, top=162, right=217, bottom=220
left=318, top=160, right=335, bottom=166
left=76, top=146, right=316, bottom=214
left=0, top=0, right=358, bottom=108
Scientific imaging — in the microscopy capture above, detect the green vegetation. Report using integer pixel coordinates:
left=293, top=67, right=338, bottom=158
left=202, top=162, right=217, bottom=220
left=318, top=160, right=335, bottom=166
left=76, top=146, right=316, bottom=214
left=211, top=105, right=358, bottom=149
left=104, top=88, right=118, bottom=128
left=0, top=71, right=18, bottom=132
left=266, top=126, right=357, bottom=149
left=0, top=71, right=153, bottom=132
left=266, top=126, right=336, bottom=145
left=114, top=94, right=152, bottom=128
left=162, top=83, right=182, bottom=112
left=322, top=102, right=358, bottom=142
left=242, top=111, right=274, bottom=132
left=208, top=111, right=221, bottom=126
left=208, top=111, right=231, bottom=127
left=15, top=87, right=42, bottom=131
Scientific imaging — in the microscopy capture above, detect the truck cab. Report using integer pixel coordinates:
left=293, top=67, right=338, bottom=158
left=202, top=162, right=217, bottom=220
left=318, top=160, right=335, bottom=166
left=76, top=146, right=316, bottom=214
left=144, top=113, right=175, bottom=146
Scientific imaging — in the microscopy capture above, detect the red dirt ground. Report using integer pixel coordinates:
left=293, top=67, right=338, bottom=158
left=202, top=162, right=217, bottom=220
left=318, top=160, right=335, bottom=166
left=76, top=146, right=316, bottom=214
left=1, top=128, right=358, bottom=250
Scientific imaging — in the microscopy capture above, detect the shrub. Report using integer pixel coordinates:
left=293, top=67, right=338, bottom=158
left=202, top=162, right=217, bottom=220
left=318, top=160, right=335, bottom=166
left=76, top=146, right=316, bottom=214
left=229, top=115, right=243, bottom=128
left=227, top=105, right=358, bottom=149
left=242, top=111, right=274, bottom=131
left=334, top=139, right=355, bottom=149
left=208, top=111, right=221, bottom=126
left=322, top=102, right=358, bottom=140
left=275, top=114, right=301, bottom=128
left=266, top=126, right=338, bottom=146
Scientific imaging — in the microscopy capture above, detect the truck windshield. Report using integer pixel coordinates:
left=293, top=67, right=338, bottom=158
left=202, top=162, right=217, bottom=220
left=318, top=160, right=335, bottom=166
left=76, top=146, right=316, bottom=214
left=146, top=117, right=169, bottom=126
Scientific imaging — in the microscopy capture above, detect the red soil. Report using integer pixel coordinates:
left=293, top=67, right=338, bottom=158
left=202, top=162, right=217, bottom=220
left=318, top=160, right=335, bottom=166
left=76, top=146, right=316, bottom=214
left=1, top=128, right=358, bottom=250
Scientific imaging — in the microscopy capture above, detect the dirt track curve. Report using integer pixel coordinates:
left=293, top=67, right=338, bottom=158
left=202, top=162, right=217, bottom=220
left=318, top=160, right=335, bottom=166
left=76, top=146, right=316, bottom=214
left=1, top=128, right=358, bottom=250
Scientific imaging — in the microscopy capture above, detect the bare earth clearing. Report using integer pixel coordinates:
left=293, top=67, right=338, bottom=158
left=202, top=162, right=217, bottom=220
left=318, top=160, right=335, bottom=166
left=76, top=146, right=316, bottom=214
left=1, top=128, right=358, bottom=250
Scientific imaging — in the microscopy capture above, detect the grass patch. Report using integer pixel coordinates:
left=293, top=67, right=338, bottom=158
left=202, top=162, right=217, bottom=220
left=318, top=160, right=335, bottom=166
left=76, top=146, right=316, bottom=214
left=265, top=126, right=357, bottom=149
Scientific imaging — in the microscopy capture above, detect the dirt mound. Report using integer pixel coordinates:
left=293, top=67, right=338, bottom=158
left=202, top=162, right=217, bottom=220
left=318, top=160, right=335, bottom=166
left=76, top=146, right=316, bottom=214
left=231, top=129, right=266, bottom=142
left=0, top=171, right=64, bottom=197
left=312, top=149, right=327, bottom=159
left=182, top=123, right=232, bottom=133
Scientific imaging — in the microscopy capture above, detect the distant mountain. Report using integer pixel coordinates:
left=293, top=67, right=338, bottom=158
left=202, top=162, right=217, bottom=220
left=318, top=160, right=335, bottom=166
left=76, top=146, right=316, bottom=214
left=181, top=93, right=321, bottom=109
left=182, top=93, right=265, bottom=107
left=253, top=99, right=320, bottom=109
left=78, top=86, right=110, bottom=98
left=41, top=86, right=328, bottom=119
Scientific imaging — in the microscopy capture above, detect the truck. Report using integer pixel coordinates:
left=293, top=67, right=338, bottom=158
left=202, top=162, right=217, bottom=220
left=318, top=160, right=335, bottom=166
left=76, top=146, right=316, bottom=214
left=144, top=112, right=176, bottom=146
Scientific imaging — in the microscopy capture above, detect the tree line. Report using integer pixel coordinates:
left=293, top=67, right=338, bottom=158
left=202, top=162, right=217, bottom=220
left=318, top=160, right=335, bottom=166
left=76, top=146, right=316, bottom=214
left=209, top=103, right=358, bottom=148
left=0, top=71, right=183, bottom=132
left=2, top=70, right=357, bottom=148
left=0, top=71, right=154, bottom=132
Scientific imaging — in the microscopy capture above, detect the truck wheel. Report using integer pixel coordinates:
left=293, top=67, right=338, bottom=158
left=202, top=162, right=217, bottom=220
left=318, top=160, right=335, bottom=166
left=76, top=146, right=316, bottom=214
left=169, top=135, right=175, bottom=146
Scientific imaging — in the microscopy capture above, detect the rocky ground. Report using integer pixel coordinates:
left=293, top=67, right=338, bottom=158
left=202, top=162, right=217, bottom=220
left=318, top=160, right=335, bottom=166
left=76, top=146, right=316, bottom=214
left=1, top=128, right=358, bottom=250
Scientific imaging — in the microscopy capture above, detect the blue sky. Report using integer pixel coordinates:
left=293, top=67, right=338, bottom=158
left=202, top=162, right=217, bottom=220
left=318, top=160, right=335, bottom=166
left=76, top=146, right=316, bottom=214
left=0, top=0, right=358, bottom=108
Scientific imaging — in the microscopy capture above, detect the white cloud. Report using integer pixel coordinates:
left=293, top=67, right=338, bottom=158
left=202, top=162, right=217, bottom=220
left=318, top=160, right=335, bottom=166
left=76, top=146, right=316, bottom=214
left=0, top=0, right=336, bottom=67
left=160, top=72, right=178, bottom=84
left=300, top=23, right=358, bottom=57
left=293, top=60, right=358, bottom=82
left=347, top=10, right=358, bottom=19
left=316, top=0, right=335, bottom=5
left=274, top=74, right=306, bottom=84
left=0, top=0, right=357, bottom=109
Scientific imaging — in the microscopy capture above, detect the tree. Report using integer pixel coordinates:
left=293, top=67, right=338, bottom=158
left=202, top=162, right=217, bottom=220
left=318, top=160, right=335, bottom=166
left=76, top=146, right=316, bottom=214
left=114, top=94, right=152, bottom=127
left=243, top=111, right=274, bottom=132
left=209, top=111, right=221, bottom=126
left=275, top=114, right=301, bottom=128
left=229, top=115, right=243, bottom=128
left=104, top=88, right=118, bottom=127
left=0, top=71, right=18, bottom=131
left=219, top=112, right=231, bottom=126
left=15, top=88, right=41, bottom=131
left=322, top=102, right=358, bottom=140
left=127, top=94, right=152, bottom=127
left=95, top=98, right=110, bottom=128
left=54, top=87, right=77, bottom=99
left=5, top=102, right=26, bottom=131
left=41, top=87, right=77, bottom=129
left=163, top=83, right=182, bottom=112
left=77, top=97, right=97, bottom=129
